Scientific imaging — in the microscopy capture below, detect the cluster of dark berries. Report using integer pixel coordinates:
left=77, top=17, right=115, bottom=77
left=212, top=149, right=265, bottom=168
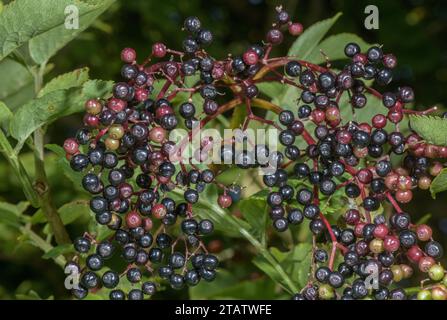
left=65, top=5, right=447, bottom=300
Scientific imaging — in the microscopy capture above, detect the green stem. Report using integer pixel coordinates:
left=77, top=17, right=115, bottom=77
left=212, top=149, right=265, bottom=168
left=0, top=130, right=39, bottom=206
left=31, top=63, right=71, bottom=246
left=19, top=226, right=66, bottom=268
left=172, top=188, right=298, bottom=294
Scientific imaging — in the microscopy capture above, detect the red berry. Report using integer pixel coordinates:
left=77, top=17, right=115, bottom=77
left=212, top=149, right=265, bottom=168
left=387, top=109, right=403, bottom=123
left=383, top=54, right=397, bottom=69
left=358, top=123, right=371, bottom=134
left=407, top=245, right=424, bottom=263
left=107, top=98, right=127, bottom=113
left=288, top=23, right=303, bottom=36
left=385, top=173, right=399, bottom=190
left=242, top=50, right=259, bottom=65
left=395, top=189, right=413, bottom=203
left=357, top=168, right=373, bottom=184
left=424, top=144, right=439, bottom=158
left=152, top=42, right=167, bottom=58
left=85, top=99, right=102, bottom=115
left=384, top=235, right=400, bottom=252
left=218, top=194, right=232, bottom=208
left=372, top=114, right=387, bottom=129
left=135, top=87, right=149, bottom=102
left=438, top=146, right=447, bottom=158
left=416, top=224, right=432, bottom=242
left=354, top=223, right=365, bottom=237
left=325, top=106, right=340, bottom=122
left=212, top=63, right=225, bottom=79
left=83, top=114, right=99, bottom=128
left=119, top=183, right=133, bottom=199
left=344, top=209, right=360, bottom=225
left=413, top=145, right=425, bottom=157
left=63, top=138, right=79, bottom=155
left=336, top=130, right=352, bottom=144
left=126, top=211, right=142, bottom=228
left=155, top=105, right=174, bottom=119
left=419, top=256, right=436, bottom=273
left=373, top=224, right=389, bottom=239
left=311, top=109, right=325, bottom=124
left=121, top=47, right=137, bottom=63
left=143, top=218, right=153, bottom=231
left=430, top=162, right=444, bottom=176
left=151, top=204, right=167, bottom=219
left=353, top=53, right=367, bottom=64
left=149, top=127, right=167, bottom=143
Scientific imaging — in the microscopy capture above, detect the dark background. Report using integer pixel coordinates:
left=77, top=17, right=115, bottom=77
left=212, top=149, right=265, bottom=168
left=1, top=0, right=447, bottom=299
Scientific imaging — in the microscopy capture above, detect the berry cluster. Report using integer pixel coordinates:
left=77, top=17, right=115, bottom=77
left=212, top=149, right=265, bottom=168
left=64, top=6, right=447, bottom=300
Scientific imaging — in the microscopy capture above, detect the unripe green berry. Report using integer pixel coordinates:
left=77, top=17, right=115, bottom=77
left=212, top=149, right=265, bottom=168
left=417, top=289, right=432, bottom=300
left=105, top=137, right=120, bottom=151
left=428, top=264, right=445, bottom=281
left=109, top=125, right=125, bottom=140
left=318, top=284, right=335, bottom=300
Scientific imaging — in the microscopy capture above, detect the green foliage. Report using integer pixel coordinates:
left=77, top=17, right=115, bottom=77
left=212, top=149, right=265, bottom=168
left=0, top=0, right=115, bottom=63
left=409, top=115, right=447, bottom=146
left=288, top=13, right=343, bottom=59
left=189, top=270, right=277, bottom=299
left=10, top=79, right=113, bottom=149
left=38, top=67, right=90, bottom=97
left=430, top=168, right=447, bottom=199
left=0, top=101, right=12, bottom=130
left=0, top=58, right=35, bottom=109
left=306, top=33, right=371, bottom=64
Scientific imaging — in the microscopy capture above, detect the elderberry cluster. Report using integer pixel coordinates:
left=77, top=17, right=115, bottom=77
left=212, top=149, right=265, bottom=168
left=64, top=5, right=447, bottom=300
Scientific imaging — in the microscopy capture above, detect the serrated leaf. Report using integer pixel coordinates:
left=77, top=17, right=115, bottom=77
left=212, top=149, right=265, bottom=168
left=410, top=115, right=447, bottom=146
left=430, top=168, right=447, bottom=199
left=288, top=12, right=343, bottom=59
left=82, top=79, right=114, bottom=99
left=29, top=0, right=116, bottom=64
left=0, top=0, right=115, bottom=63
left=42, top=243, right=74, bottom=259
left=10, top=79, right=113, bottom=147
left=307, top=33, right=371, bottom=65
left=10, top=88, right=80, bottom=145
left=38, top=68, right=90, bottom=98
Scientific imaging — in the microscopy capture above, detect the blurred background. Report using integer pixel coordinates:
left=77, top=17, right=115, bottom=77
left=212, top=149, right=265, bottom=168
left=1, top=0, right=447, bottom=299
